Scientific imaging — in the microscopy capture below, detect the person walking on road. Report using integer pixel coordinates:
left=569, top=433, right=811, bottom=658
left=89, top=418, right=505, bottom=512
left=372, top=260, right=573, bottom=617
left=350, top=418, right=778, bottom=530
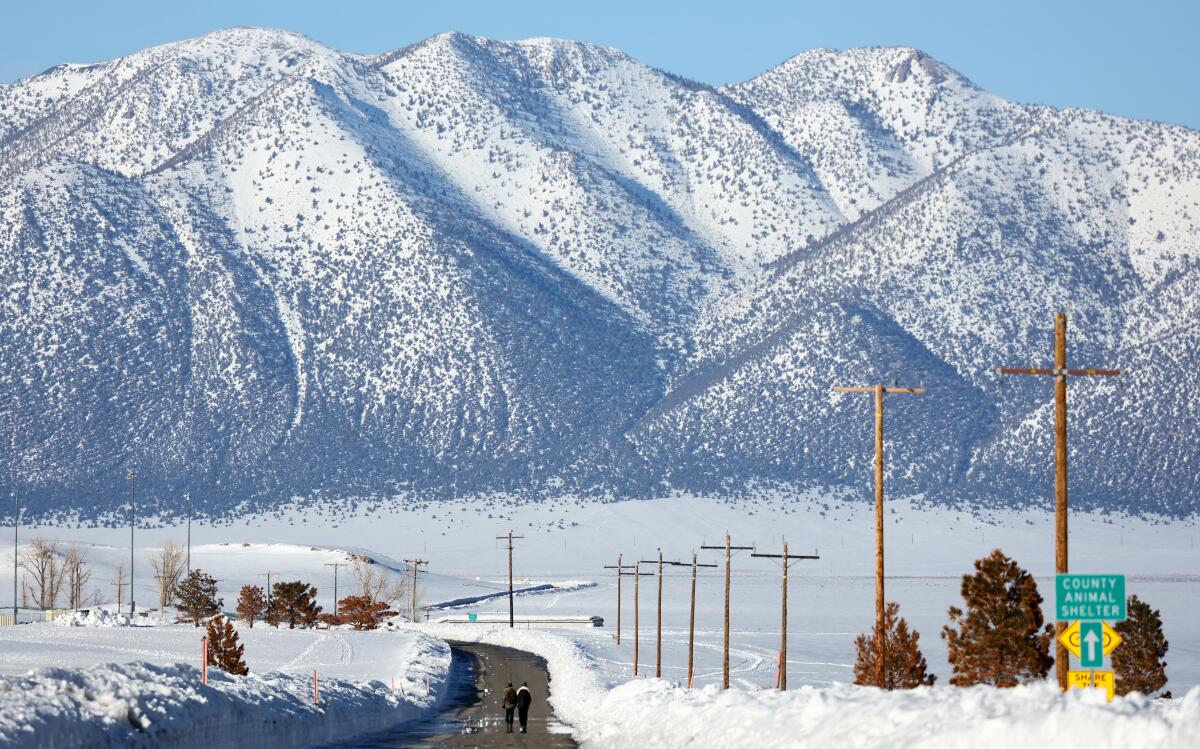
left=502, top=682, right=518, bottom=733
left=516, top=681, right=533, bottom=733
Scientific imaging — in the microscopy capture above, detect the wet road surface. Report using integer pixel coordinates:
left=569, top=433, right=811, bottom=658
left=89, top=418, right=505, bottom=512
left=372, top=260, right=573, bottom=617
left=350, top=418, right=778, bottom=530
left=336, top=642, right=577, bottom=748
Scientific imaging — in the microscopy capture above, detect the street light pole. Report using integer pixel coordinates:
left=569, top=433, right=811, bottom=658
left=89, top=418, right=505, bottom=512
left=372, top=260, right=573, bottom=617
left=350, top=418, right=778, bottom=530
left=127, top=469, right=136, bottom=615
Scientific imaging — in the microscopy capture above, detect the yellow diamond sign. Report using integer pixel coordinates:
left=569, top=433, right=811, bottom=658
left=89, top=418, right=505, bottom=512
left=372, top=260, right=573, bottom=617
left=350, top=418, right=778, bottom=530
left=1058, top=620, right=1123, bottom=660
left=1058, top=620, right=1083, bottom=658
left=1101, top=622, right=1123, bottom=656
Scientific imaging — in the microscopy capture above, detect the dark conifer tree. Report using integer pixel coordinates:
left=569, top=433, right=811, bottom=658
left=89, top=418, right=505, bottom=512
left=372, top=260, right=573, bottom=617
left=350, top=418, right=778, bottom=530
left=268, top=580, right=322, bottom=629
left=1113, top=595, right=1169, bottom=697
left=942, top=549, right=1054, bottom=687
left=176, top=570, right=223, bottom=627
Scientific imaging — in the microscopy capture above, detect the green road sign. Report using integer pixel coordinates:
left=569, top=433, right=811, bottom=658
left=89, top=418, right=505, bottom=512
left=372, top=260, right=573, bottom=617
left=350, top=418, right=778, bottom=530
left=1056, top=574, right=1126, bottom=621
left=1079, top=621, right=1104, bottom=668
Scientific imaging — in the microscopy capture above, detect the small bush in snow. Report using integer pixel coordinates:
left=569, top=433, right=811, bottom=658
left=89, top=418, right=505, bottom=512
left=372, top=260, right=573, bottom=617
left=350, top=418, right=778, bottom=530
left=853, top=601, right=935, bottom=689
left=206, top=615, right=249, bottom=676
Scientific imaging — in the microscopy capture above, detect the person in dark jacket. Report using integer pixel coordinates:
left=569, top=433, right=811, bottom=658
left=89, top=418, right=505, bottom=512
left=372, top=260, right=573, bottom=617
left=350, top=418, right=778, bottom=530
left=515, top=682, right=533, bottom=733
left=502, top=683, right=517, bottom=733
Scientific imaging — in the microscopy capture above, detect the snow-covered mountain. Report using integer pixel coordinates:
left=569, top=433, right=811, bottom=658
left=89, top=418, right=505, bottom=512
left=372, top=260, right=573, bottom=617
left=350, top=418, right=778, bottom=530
left=1, top=29, right=1196, bottom=519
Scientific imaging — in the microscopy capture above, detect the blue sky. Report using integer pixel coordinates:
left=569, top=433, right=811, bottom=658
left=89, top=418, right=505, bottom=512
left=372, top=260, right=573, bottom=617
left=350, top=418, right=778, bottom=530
left=3, top=0, right=1198, bottom=129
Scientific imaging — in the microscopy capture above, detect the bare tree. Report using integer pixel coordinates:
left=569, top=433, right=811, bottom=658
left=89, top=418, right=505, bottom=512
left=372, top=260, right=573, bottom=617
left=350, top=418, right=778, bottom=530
left=149, top=540, right=187, bottom=612
left=18, top=538, right=67, bottom=609
left=63, top=546, right=95, bottom=610
left=350, top=558, right=407, bottom=607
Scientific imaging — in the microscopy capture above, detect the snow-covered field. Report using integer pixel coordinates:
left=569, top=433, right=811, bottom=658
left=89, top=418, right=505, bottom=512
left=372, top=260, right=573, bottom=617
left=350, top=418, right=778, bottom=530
left=2, top=493, right=1198, bottom=747
left=0, top=624, right=450, bottom=748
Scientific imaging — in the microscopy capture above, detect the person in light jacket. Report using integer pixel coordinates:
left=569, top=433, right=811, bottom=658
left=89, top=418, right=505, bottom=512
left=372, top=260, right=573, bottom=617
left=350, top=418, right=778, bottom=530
left=515, top=682, right=533, bottom=733
left=502, top=683, right=517, bottom=733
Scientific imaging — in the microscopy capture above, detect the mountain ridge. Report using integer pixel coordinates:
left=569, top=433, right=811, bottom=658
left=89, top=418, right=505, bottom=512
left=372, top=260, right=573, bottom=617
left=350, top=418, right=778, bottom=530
left=1, top=28, right=1197, bottom=519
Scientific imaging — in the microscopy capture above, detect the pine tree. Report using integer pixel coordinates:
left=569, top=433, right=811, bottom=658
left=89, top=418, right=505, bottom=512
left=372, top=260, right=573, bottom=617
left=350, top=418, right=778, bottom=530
left=334, top=594, right=397, bottom=631
left=206, top=615, right=248, bottom=676
left=1113, top=595, right=1169, bottom=697
left=236, top=585, right=266, bottom=628
left=853, top=601, right=936, bottom=689
left=267, top=580, right=322, bottom=629
left=176, top=570, right=223, bottom=627
left=942, top=549, right=1054, bottom=687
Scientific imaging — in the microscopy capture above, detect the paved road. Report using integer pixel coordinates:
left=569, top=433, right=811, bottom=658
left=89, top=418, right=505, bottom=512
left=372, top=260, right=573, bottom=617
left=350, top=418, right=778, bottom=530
left=344, top=642, right=578, bottom=748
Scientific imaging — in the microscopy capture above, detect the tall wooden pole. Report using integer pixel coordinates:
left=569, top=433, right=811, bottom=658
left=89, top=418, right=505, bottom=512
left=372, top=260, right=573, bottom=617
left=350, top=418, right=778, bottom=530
left=634, top=562, right=641, bottom=675
left=874, top=384, right=885, bottom=689
left=753, top=544, right=818, bottom=691
left=496, top=531, right=523, bottom=628
left=603, top=556, right=635, bottom=645
left=656, top=549, right=663, bottom=677
left=997, top=312, right=1121, bottom=691
left=833, top=383, right=924, bottom=688
left=723, top=535, right=731, bottom=688
left=1053, top=313, right=1070, bottom=691
left=702, top=535, right=752, bottom=689
left=670, top=554, right=715, bottom=688
left=404, top=559, right=428, bottom=622
left=688, top=553, right=697, bottom=687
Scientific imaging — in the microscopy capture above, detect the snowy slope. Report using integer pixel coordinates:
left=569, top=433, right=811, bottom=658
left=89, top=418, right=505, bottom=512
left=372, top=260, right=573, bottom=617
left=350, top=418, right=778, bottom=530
left=1, top=29, right=1198, bottom=517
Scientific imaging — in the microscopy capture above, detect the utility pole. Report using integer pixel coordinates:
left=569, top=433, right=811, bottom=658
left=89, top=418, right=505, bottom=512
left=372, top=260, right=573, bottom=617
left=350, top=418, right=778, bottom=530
left=496, top=531, right=524, bottom=628
left=668, top=553, right=716, bottom=688
left=323, top=563, right=344, bottom=617
left=997, top=312, right=1121, bottom=690
left=638, top=549, right=667, bottom=677
left=752, top=541, right=819, bottom=691
left=260, top=571, right=277, bottom=613
left=185, top=492, right=192, bottom=576
left=127, top=468, right=137, bottom=615
left=832, top=381, right=925, bottom=688
left=701, top=534, right=754, bottom=689
left=404, top=559, right=428, bottom=622
left=602, top=555, right=635, bottom=644
left=11, top=488, right=17, bottom=624
left=630, top=561, right=653, bottom=675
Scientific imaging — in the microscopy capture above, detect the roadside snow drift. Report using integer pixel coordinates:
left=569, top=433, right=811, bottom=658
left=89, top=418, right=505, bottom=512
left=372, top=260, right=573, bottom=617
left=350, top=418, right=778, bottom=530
left=422, top=624, right=1200, bottom=749
left=0, top=632, right=451, bottom=749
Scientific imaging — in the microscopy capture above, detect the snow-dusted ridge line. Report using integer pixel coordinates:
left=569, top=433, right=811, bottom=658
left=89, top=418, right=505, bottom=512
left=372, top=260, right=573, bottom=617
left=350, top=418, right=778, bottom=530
left=2, top=27, right=1198, bottom=517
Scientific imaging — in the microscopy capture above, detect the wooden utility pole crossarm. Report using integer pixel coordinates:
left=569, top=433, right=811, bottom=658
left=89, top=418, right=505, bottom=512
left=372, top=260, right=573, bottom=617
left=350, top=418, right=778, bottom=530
left=831, top=381, right=925, bottom=689
left=996, top=312, right=1122, bottom=691
left=403, top=559, right=429, bottom=622
left=667, top=554, right=717, bottom=688
left=602, top=556, right=636, bottom=644
left=496, top=531, right=524, bottom=628
left=701, top=535, right=755, bottom=689
left=752, top=542, right=820, bottom=691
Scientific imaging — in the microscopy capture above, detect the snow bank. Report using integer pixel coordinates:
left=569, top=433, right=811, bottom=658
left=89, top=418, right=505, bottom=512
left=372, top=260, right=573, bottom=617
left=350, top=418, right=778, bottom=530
left=419, top=624, right=1200, bottom=749
left=0, top=632, right=452, bottom=749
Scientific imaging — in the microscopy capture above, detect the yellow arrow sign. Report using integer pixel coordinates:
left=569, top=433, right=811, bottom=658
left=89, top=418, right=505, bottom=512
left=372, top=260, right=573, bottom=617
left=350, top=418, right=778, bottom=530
left=1101, top=621, right=1123, bottom=656
left=1058, top=620, right=1083, bottom=658
left=1059, top=620, right=1122, bottom=660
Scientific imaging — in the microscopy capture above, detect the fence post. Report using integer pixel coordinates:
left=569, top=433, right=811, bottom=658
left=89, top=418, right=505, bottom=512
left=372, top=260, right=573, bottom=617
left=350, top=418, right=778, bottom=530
left=313, top=670, right=319, bottom=705
left=201, top=636, right=208, bottom=685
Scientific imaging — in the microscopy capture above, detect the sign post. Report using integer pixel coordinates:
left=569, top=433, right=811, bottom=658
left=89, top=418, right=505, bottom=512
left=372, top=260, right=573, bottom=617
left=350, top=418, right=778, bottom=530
left=1055, top=574, right=1126, bottom=700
